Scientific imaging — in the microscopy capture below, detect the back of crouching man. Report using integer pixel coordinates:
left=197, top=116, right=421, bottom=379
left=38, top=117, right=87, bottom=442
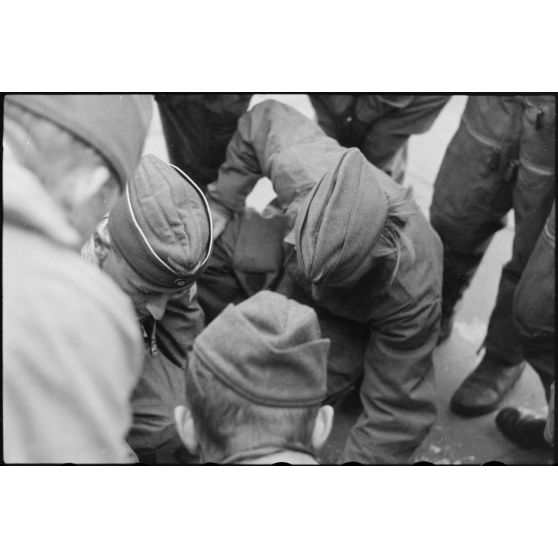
left=174, top=291, right=334, bottom=464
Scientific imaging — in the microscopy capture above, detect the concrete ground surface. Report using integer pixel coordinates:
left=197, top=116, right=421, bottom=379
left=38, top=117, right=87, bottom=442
left=144, top=94, right=553, bottom=465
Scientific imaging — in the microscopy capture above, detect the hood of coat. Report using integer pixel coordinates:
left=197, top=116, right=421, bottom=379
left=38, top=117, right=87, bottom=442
left=3, top=140, right=82, bottom=250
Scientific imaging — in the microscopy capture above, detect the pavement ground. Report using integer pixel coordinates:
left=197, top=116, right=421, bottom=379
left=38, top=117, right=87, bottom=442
left=144, top=95, right=553, bottom=465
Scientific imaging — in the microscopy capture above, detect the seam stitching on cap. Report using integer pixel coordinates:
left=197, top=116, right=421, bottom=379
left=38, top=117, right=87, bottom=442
left=125, top=187, right=178, bottom=275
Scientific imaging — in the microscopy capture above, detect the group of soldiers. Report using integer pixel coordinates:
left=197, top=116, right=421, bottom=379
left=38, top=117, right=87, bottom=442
left=3, top=94, right=555, bottom=464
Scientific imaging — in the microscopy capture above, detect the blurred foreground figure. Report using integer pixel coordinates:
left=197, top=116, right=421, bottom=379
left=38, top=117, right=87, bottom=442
left=198, top=100, right=443, bottom=464
left=174, top=291, right=333, bottom=464
left=82, top=154, right=213, bottom=463
left=309, top=94, right=450, bottom=183
left=496, top=203, right=555, bottom=451
left=155, top=94, right=252, bottom=190
left=3, top=95, right=152, bottom=463
left=430, top=95, right=555, bottom=416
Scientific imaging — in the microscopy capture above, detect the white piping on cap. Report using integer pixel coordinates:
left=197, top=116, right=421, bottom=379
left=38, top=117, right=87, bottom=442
left=125, top=163, right=214, bottom=277
left=169, top=163, right=214, bottom=268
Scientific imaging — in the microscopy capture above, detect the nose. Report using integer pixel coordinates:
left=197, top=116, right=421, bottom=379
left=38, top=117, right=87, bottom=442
left=145, top=293, right=171, bottom=321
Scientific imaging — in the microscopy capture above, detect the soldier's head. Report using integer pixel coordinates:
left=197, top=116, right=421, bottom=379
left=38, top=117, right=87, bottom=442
left=174, top=291, right=333, bottom=463
left=4, top=94, right=152, bottom=243
left=87, top=154, right=213, bottom=321
left=293, top=148, right=415, bottom=299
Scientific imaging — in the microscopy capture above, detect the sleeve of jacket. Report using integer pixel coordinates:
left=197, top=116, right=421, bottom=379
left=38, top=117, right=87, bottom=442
left=339, top=212, right=442, bottom=465
left=207, top=99, right=343, bottom=215
left=340, top=280, right=440, bottom=464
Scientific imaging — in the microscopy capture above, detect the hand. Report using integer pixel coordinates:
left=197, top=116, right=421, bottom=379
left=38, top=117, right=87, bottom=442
left=207, top=195, right=232, bottom=240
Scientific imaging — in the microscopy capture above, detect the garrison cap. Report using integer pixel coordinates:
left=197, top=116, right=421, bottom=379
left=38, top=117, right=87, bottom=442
left=294, top=148, right=389, bottom=289
left=108, top=154, right=213, bottom=288
left=193, top=291, right=330, bottom=407
left=5, top=94, right=152, bottom=190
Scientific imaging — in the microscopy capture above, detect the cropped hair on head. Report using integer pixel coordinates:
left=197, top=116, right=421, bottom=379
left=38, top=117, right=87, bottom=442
left=371, top=185, right=416, bottom=283
left=185, top=355, right=320, bottom=461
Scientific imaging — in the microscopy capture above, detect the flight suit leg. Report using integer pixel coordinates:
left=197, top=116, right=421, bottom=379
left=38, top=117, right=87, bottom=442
left=430, top=96, right=523, bottom=335
left=513, top=203, right=555, bottom=395
left=156, top=94, right=252, bottom=190
left=485, top=96, right=555, bottom=365
left=310, top=94, right=449, bottom=183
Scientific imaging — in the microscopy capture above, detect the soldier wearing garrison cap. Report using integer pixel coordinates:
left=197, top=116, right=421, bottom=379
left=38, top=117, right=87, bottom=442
left=82, top=154, right=213, bottom=463
left=197, top=100, right=443, bottom=464
left=174, top=291, right=334, bottom=464
left=4, top=94, right=152, bottom=463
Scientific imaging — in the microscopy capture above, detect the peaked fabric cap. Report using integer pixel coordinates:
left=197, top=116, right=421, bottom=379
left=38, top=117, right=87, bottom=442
left=294, top=147, right=389, bottom=288
left=108, top=154, right=213, bottom=288
left=193, top=291, right=330, bottom=407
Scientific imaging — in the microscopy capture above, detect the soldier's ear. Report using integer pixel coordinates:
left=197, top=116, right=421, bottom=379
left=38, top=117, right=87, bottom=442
left=93, top=231, right=110, bottom=267
left=174, top=405, right=198, bottom=453
left=311, top=405, right=334, bottom=451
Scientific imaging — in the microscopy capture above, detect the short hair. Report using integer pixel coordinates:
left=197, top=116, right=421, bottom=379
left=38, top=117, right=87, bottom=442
left=370, top=185, right=416, bottom=283
left=185, top=355, right=320, bottom=461
left=4, top=101, right=117, bottom=188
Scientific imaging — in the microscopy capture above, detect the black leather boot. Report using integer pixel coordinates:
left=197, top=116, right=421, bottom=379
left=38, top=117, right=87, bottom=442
left=495, top=407, right=549, bottom=449
left=450, top=356, right=525, bottom=416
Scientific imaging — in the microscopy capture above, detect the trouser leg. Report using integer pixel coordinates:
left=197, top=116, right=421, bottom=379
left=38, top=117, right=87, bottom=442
left=485, top=97, right=555, bottom=364
left=359, top=95, right=450, bottom=183
left=430, top=96, right=522, bottom=321
left=309, top=94, right=357, bottom=142
left=310, top=94, right=449, bottom=184
left=513, top=203, right=556, bottom=392
left=156, top=94, right=251, bottom=190
left=449, top=97, right=555, bottom=416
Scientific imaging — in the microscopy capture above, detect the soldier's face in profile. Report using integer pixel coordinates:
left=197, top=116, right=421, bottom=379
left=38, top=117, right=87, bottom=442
left=102, top=248, right=193, bottom=321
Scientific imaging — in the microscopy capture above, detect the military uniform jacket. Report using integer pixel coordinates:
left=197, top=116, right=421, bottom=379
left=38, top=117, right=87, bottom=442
left=82, top=220, right=205, bottom=455
left=207, top=100, right=443, bottom=464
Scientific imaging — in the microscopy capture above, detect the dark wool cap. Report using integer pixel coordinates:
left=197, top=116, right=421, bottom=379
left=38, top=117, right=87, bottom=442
left=5, top=94, right=153, bottom=190
left=108, top=154, right=213, bottom=288
left=193, top=291, right=330, bottom=407
left=294, top=148, right=389, bottom=289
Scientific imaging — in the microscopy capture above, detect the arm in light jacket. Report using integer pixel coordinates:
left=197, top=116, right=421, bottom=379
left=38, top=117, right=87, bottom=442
left=207, top=99, right=345, bottom=220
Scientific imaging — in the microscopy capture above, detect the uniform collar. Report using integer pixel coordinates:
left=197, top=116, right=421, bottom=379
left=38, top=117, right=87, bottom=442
left=219, top=444, right=319, bottom=465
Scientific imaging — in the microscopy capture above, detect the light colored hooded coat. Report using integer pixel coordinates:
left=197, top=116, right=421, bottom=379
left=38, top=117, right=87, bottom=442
left=3, top=142, right=143, bottom=464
